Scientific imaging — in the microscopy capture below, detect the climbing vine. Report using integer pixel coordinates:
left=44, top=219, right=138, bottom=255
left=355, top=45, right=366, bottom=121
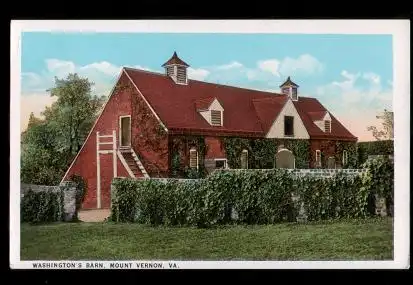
left=223, top=138, right=310, bottom=169
left=335, top=141, right=358, bottom=168
left=169, top=135, right=207, bottom=178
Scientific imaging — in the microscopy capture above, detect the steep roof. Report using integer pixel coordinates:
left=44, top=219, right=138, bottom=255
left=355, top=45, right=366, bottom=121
left=124, top=67, right=357, bottom=141
left=161, top=52, right=190, bottom=67
left=280, top=76, right=299, bottom=88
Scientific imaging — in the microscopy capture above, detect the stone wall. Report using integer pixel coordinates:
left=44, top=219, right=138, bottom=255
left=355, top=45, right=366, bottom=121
left=21, top=182, right=77, bottom=222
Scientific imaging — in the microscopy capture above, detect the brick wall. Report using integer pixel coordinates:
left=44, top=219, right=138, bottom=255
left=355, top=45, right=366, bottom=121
left=62, top=72, right=134, bottom=209
left=131, top=83, right=169, bottom=178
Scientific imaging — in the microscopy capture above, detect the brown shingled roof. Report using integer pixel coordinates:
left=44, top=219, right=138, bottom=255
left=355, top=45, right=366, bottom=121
left=123, top=67, right=357, bottom=141
left=161, top=51, right=190, bottom=67
left=280, top=76, right=299, bottom=88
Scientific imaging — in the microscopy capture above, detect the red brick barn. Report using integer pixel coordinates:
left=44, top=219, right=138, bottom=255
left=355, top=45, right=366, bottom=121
left=61, top=52, right=357, bottom=209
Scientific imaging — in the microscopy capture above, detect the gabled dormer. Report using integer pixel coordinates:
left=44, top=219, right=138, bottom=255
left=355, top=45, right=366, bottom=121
left=310, top=111, right=332, bottom=133
left=280, top=76, right=299, bottom=101
left=162, top=51, right=190, bottom=85
left=195, top=97, right=224, bottom=127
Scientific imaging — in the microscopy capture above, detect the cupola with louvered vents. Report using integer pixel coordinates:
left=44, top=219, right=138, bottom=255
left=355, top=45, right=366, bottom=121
left=162, top=51, right=190, bottom=85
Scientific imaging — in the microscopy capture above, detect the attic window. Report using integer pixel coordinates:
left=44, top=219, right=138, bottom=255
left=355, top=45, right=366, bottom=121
left=284, top=116, right=294, bottom=137
left=176, top=66, right=187, bottom=84
left=324, top=120, right=331, bottom=133
left=241, top=150, right=248, bottom=169
left=211, top=110, right=222, bottom=126
left=189, top=147, right=198, bottom=169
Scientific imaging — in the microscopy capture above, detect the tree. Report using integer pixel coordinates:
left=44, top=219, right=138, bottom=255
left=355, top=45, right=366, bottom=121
left=45, top=73, right=106, bottom=156
left=367, top=109, right=394, bottom=141
left=21, top=73, right=106, bottom=185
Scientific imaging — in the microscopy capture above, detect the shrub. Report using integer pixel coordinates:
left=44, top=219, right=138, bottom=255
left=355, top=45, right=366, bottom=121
left=21, top=188, right=64, bottom=223
left=112, top=164, right=393, bottom=228
left=361, top=156, right=394, bottom=216
left=357, top=140, right=394, bottom=166
left=68, top=175, right=87, bottom=221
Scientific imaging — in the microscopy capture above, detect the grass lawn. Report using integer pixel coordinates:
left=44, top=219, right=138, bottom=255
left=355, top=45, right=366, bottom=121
left=21, top=218, right=393, bottom=261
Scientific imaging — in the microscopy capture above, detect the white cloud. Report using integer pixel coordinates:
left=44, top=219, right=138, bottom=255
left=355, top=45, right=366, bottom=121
left=188, top=67, right=210, bottom=81
left=216, top=61, right=243, bottom=70
left=257, top=59, right=280, bottom=76
left=315, top=70, right=392, bottom=141
left=20, top=59, right=156, bottom=131
left=80, top=61, right=121, bottom=76
left=46, top=59, right=76, bottom=77
left=279, top=54, right=324, bottom=76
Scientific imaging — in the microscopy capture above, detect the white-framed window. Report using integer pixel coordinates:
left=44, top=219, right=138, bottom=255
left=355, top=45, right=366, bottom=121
left=324, top=120, right=331, bottom=133
left=189, top=147, right=198, bottom=169
left=240, top=149, right=248, bottom=169
left=214, top=158, right=227, bottom=169
left=211, top=110, right=222, bottom=126
left=315, top=150, right=322, bottom=167
left=342, top=150, right=348, bottom=166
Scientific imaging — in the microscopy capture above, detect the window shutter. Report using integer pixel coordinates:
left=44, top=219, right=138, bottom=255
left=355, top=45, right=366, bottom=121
left=324, top=120, right=331, bottom=133
left=211, top=110, right=222, bottom=126
left=189, top=148, right=198, bottom=168
left=241, top=150, right=248, bottom=169
left=316, top=150, right=322, bottom=167
left=176, top=67, right=187, bottom=83
left=166, top=66, right=174, bottom=77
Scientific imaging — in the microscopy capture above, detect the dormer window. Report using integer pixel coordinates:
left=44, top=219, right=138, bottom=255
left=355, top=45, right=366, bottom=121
left=196, top=97, right=224, bottom=127
left=211, top=110, right=222, bottom=126
left=280, top=76, right=299, bottom=101
left=162, top=51, right=189, bottom=85
left=324, top=120, right=331, bottom=133
left=310, top=111, right=332, bottom=133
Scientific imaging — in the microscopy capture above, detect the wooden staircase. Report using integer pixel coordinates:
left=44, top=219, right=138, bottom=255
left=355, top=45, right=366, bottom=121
left=119, top=147, right=149, bottom=178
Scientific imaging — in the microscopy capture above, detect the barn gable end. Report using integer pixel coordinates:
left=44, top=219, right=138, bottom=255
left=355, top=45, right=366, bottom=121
left=61, top=70, right=144, bottom=209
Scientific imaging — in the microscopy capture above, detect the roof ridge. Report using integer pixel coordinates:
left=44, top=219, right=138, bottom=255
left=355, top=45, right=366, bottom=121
left=124, top=66, right=317, bottom=100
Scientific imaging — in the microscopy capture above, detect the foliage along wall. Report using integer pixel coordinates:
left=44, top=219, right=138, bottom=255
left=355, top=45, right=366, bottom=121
left=357, top=140, right=394, bottom=166
left=223, top=138, right=310, bottom=169
left=169, top=135, right=207, bottom=179
left=110, top=156, right=394, bottom=227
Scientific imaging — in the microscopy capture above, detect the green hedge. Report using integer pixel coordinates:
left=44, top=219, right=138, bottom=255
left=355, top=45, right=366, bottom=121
left=111, top=158, right=393, bottom=227
left=357, top=140, right=394, bottom=166
left=21, top=189, right=64, bottom=223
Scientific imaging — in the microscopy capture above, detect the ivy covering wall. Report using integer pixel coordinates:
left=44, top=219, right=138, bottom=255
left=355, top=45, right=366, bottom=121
left=223, top=138, right=310, bottom=169
left=357, top=140, right=394, bottom=166
left=169, top=135, right=207, bottom=179
left=110, top=156, right=394, bottom=227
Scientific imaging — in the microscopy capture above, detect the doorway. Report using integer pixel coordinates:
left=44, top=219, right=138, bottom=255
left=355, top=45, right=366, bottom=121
left=119, top=116, right=131, bottom=147
left=275, top=148, right=295, bottom=169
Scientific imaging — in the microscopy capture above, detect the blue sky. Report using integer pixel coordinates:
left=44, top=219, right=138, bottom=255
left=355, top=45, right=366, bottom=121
left=20, top=32, right=393, bottom=141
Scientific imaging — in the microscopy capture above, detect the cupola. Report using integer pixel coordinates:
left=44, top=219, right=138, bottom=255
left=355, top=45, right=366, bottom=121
left=280, top=76, right=299, bottom=101
left=162, top=51, right=190, bottom=85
